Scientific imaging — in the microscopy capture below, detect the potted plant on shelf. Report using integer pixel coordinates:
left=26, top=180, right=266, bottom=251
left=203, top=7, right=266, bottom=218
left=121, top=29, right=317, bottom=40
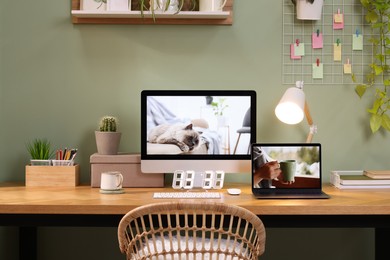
left=353, top=0, right=390, bottom=133
left=211, top=98, right=229, bottom=127
left=136, top=0, right=196, bottom=19
left=95, top=116, right=122, bottom=155
left=291, top=0, right=324, bottom=20
left=26, top=138, right=54, bottom=165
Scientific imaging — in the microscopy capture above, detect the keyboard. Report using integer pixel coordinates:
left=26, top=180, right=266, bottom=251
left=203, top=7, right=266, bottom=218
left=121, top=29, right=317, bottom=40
left=153, top=191, right=222, bottom=199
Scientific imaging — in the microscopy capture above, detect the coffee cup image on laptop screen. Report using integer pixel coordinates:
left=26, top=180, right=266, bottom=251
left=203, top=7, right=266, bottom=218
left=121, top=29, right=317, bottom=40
left=252, top=145, right=320, bottom=189
left=279, top=160, right=296, bottom=183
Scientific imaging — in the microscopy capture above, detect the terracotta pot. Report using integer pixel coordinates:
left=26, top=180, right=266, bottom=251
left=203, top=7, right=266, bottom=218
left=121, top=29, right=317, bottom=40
left=95, top=131, right=122, bottom=155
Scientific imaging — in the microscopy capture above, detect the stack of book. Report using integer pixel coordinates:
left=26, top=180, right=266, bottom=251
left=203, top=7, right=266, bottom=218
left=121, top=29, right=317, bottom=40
left=331, top=170, right=390, bottom=189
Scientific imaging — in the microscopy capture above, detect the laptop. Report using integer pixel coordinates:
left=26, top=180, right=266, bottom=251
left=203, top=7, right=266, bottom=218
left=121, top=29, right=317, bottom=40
left=251, top=143, right=329, bottom=199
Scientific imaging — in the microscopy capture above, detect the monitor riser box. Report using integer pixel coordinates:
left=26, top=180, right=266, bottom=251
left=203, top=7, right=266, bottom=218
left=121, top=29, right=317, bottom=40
left=90, top=153, right=164, bottom=188
left=25, top=164, right=80, bottom=187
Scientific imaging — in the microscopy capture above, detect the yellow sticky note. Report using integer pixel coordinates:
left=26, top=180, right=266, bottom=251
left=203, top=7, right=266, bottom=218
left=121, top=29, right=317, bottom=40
left=334, top=43, right=342, bottom=61
left=312, top=63, right=323, bottom=79
left=344, top=63, right=352, bottom=74
left=334, top=13, right=343, bottom=23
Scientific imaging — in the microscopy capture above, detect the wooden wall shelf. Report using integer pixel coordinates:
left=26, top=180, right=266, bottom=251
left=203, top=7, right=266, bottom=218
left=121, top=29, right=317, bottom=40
left=71, top=0, right=233, bottom=25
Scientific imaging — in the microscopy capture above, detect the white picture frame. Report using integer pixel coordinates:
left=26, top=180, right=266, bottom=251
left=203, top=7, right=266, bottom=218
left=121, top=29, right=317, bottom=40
left=81, top=0, right=107, bottom=12
left=107, top=0, right=130, bottom=11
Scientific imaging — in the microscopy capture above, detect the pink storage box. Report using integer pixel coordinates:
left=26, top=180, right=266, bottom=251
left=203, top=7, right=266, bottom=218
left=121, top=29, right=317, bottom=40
left=90, top=153, right=164, bottom=188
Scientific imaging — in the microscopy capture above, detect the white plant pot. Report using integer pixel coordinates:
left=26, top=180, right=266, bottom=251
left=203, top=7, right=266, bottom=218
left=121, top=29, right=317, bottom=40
left=107, top=0, right=130, bottom=11
left=296, top=0, right=323, bottom=20
left=152, top=0, right=179, bottom=12
left=30, top=159, right=51, bottom=166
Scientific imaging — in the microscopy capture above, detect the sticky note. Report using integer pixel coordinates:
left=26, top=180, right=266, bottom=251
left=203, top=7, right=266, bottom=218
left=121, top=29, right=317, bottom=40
left=312, top=33, right=323, bottom=49
left=334, top=13, right=343, bottom=23
left=312, top=63, right=323, bottom=79
left=353, top=34, right=363, bottom=50
left=333, top=13, right=344, bottom=30
left=344, top=63, right=352, bottom=74
left=334, top=43, right=342, bottom=61
left=290, top=44, right=301, bottom=60
left=294, top=43, right=305, bottom=56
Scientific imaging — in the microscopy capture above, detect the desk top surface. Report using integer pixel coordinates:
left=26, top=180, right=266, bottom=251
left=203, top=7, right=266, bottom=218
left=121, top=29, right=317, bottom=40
left=1, top=183, right=390, bottom=215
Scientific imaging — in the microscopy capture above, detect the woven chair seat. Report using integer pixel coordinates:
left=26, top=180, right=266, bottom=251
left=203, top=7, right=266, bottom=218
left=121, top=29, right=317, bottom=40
left=118, top=202, right=266, bottom=260
left=133, top=235, right=249, bottom=259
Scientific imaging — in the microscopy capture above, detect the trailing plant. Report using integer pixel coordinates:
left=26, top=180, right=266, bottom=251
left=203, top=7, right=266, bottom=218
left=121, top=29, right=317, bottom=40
left=99, top=116, right=118, bottom=132
left=26, top=138, right=54, bottom=160
left=352, top=0, right=390, bottom=133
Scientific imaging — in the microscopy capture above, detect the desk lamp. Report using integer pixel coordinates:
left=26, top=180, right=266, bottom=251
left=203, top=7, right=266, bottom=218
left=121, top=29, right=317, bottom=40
left=274, top=81, right=317, bottom=143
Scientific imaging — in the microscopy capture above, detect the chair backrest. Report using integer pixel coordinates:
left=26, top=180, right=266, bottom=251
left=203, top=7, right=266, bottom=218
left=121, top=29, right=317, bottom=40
left=242, top=108, right=251, bottom=127
left=118, top=202, right=266, bottom=260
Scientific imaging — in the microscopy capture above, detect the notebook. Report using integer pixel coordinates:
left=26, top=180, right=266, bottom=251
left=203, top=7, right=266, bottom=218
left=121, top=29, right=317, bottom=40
left=251, top=143, right=329, bottom=199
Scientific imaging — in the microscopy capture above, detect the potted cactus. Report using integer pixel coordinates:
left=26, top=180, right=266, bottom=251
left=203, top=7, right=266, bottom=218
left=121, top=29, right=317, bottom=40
left=95, top=116, right=122, bottom=155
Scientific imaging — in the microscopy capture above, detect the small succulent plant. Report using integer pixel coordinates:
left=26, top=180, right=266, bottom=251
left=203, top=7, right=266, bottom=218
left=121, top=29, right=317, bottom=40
left=99, top=116, right=118, bottom=132
left=26, top=138, right=54, bottom=160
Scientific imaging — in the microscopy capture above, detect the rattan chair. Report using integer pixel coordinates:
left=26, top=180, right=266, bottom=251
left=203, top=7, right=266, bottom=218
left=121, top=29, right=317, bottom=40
left=118, top=201, right=266, bottom=260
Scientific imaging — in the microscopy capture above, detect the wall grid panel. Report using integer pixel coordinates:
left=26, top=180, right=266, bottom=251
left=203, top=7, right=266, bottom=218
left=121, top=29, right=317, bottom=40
left=282, top=0, right=376, bottom=85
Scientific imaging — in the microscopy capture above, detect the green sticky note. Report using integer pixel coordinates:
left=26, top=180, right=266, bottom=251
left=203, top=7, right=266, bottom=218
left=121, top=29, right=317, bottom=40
left=312, top=63, right=323, bottom=79
left=294, top=44, right=305, bottom=56
left=353, top=34, right=363, bottom=50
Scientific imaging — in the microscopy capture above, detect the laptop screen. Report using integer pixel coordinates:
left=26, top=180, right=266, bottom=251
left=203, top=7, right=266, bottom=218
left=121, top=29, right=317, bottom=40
left=252, top=143, right=322, bottom=192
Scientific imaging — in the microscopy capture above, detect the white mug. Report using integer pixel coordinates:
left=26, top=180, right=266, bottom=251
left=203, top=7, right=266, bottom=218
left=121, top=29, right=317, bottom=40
left=100, top=171, right=123, bottom=190
left=199, top=0, right=227, bottom=12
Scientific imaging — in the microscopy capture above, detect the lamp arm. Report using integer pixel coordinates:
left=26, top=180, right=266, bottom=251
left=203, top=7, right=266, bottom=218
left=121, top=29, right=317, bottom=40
left=304, top=101, right=317, bottom=143
left=304, top=100, right=313, bottom=126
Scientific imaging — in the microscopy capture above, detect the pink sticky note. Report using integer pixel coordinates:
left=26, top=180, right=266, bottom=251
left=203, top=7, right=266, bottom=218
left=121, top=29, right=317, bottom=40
left=312, top=33, right=323, bottom=49
left=333, top=13, right=344, bottom=30
left=290, top=44, right=301, bottom=60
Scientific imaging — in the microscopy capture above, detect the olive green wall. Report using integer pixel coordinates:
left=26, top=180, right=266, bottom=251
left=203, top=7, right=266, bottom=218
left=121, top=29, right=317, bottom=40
left=0, top=0, right=383, bottom=259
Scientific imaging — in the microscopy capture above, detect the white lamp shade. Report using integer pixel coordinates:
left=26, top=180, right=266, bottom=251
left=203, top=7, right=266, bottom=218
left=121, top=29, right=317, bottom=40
left=275, top=87, right=305, bottom=125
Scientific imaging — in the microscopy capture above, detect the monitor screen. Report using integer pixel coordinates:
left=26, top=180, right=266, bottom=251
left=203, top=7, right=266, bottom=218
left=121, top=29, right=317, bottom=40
left=141, top=90, right=256, bottom=174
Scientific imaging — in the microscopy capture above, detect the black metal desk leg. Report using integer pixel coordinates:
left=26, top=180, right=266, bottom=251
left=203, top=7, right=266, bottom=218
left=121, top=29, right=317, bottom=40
left=19, top=227, right=37, bottom=260
left=375, top=228, right=389, bottom=260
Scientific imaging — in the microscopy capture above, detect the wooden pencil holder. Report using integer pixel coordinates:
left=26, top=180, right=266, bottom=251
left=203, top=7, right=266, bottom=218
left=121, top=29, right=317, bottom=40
left=25, top=164, right=80, bottom=187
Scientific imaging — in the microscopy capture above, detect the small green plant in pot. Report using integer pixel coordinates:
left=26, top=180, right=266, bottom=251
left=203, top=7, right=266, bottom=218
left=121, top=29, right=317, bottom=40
left=353, top=0, right=390, bottom=133
left=95, top=116, right=122, bottom=155
left=211, top=98, right=229, bottom=127
left=26, top=138, right=54, bottom=165
left=137, top=0, right=196, bottom=21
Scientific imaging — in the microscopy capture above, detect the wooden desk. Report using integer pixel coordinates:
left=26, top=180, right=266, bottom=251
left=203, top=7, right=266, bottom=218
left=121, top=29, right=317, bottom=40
left=1, top=183, right=390, bottom=259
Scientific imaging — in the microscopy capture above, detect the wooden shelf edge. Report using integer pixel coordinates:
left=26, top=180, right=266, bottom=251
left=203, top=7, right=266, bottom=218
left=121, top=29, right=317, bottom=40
left=71, top=0, right=233, bottom=25
left=71, top=10, right=230, bottom=19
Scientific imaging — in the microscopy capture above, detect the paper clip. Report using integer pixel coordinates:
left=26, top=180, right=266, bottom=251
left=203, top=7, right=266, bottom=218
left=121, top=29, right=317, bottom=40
left=316, top=58, right=320, bottom=67
left=317, top=29, right=320, bottom=37
left=346, top=58, right=350, bottom=64
left=296, top=39, right=300, bottom=46
left=356, top=29, right=360, bottom=36
left=337, top=39, right=341, bottom=46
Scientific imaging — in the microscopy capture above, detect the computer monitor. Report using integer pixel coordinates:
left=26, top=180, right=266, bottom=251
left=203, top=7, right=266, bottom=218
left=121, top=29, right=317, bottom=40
left=141, top=90, right=256, bottom=174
